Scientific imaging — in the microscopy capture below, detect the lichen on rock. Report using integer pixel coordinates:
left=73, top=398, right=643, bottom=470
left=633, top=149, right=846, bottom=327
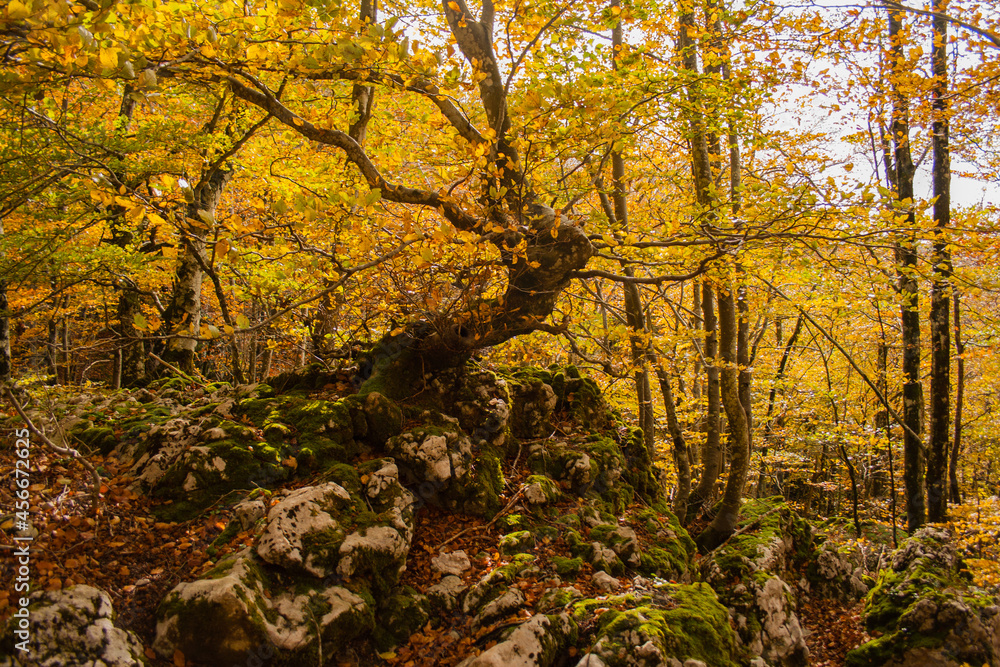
left=0, top=585, right=145, bottom=667
left=846, top=526, right=1000, bottom=667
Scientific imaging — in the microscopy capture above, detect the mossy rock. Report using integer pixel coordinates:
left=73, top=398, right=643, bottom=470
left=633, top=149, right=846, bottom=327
left=236, top=394, right=361, bottom=467
left=580, top=582, right=740, bottom=667
left=552, top=556, right=583, bottom=578
left=710, top=497, right=813, bottom=582
left=373, top=590, right=430, bottom=652
left=71, top=425, right=118, bottom=455
left=154, top=549, right=375, bottom=666
left=847, top=526, right=1000, bottom=667
left=499, top=530, right=536, bottom=556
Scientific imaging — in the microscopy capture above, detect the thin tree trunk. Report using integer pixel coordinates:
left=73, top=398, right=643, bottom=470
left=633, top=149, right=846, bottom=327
left=688, top=282, right=722, bottom=520
left=0, top=279, right=9, bottom=384
left=887, top=3, right=925, bottom=532
left=689, top=280, right=703, bottom=468
left=161, top=168, right=232, bottom=375
left=611, top=6, right=657, bottom=482
left=926, top=0, right=952, bottom=522
left=109, top=88, right=148, bottom=386
left=651, top=355, right=691, bottom=516
left=758, top=312, right=804, bottom=496
left=349, top=0, right=377, bottom=144
left=698, top=282, right=751, bottom=551
left=950, top=291, right=963, bottom=503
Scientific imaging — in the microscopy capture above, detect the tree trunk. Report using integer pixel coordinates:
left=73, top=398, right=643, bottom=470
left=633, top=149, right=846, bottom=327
left=758, top=312, right=804, bottom=495
left=887, top=3, right=925, bottom=532
left=161, top=168, right=232, bottom=375
left=109, top=88, right=147, bottom=386
left=950, top=291, right=964, bottom=503
left=0, top=279, right=9, bottom=384
left=926, top=0, right=952, bottom=522
left=652, top=356, right=691, bottom=517
left=697, top=282, right=751, bottom=551
left=688, top=281, right=722, bottom=520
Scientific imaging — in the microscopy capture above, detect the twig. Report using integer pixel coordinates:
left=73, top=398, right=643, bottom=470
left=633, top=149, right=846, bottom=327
left=436, top=488, right=526, bottom=550
left=3, top=385, right=102, bottom=514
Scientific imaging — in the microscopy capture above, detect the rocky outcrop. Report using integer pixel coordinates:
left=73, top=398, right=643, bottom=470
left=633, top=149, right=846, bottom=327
left=461, top=613, right=578, bottom=667
left=576, top=581, right=741, bottom=667
left=153, top=548, right=374, bottom=664
left=847, top=527, right=1000, bottom=667
left=386, top=416, right=503, bottom=515
left=0, top=585, right=145, bottom=667
left=154, top=460, right=416, bottom=663
left=703, top=498, right=813, bottom=667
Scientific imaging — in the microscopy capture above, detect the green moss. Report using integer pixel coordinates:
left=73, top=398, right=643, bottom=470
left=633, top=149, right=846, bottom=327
left=499, top=530, right=536, bottom=556
left=71, top=426, right=118, bottom=455
left=593, top=583, right=739, bottom=667
left=373, top=592, right=429, bottom=652
left=553, top=556, right=583, bottom=577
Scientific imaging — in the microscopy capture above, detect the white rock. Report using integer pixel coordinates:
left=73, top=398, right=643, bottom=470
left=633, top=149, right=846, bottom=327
left=465, top=613, right=575, bottom=667
left=592, top=571, right=619, bottom=592
left=432, top=550, right=472, bottom=576
left=1, top=585, right=144, bottom=667
left=256, top=482, right=350, bottom=577
left=232, top=496, right=266, bottom=531
left=473, top=588, right=526, bottom=629
left=427, top=575, right=468, bottom=611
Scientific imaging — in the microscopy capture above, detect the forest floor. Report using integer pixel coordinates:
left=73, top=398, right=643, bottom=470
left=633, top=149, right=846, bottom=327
left=4, top=389, right=997, bottom=665
left=0, top=439, right=878, bottom=666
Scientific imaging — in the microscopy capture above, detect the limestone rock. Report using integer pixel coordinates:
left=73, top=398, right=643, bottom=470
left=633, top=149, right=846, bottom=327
left=256, top=481, right=414, bottom=591
left=432, top=550, right=472, bottom=576
left=592, top=571, right=619, bottom=592
left=462, top=613, right=578, bottom=667
left=427, top=575, right=468, bottom=612
left=848, top=526, right=1000, bottom=667
left=154, top=549, right=373, bottom=664
left=473, top=588, right=526, bottom=630
left=0, top=585, right=144, bottom=667
left=231, top=495, right=267, bottom=531
left=509, top=379, right=558, bottom=439
left=256, top=482, right=352, bottom=577
left=584, top=582, right=740, bottom=667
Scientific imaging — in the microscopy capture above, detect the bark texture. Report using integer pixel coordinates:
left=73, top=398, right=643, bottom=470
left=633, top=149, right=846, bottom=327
left=887, top=4, right=925, bottom=533
left=926, top=0, right=952, bottom=522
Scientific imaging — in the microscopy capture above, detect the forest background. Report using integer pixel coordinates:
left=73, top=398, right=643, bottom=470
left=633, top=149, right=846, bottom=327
left=2, top=0, right=1000, bottom=553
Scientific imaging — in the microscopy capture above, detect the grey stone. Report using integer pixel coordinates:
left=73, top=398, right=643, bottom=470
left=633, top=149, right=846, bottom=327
left=0, top=585, right=144, bottom=667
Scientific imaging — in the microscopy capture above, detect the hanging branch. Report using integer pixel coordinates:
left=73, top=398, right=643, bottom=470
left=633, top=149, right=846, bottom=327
left=3, top=385, right=101, bottom=514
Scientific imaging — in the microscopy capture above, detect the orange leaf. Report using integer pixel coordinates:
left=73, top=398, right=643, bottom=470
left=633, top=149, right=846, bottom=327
left=173, top=649, right=186, bottom=667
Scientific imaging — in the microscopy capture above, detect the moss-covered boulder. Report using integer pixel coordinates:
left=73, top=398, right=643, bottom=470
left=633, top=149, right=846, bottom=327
left=507, top=376, right=558, bottom=439
left=526, top=435, right=639, bottom=512
left=703, top=498, right=813, bottom=666
left=153, top=549, right=374, bottom=665
left=847, top=526, right=1000, bottom=667
left=236, top=393, right=360, bottom=464
left=806, top=538, right=872, bottom=604
left=386, top=418, right=502, bottom=516
left=255, top=478, right=414, bottom=596
left=577, top=582, right=740, bottom=667
left=0, top=585, right=145, bottom=667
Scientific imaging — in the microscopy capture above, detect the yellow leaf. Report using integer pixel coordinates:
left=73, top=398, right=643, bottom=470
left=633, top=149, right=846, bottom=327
left=447, top=1, right=460, bottom=10
left=7, top=0, right=30, bottom=19
left=126, top=204, right=145, bottom=225
left=99, top=47, right=119, bottom=69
